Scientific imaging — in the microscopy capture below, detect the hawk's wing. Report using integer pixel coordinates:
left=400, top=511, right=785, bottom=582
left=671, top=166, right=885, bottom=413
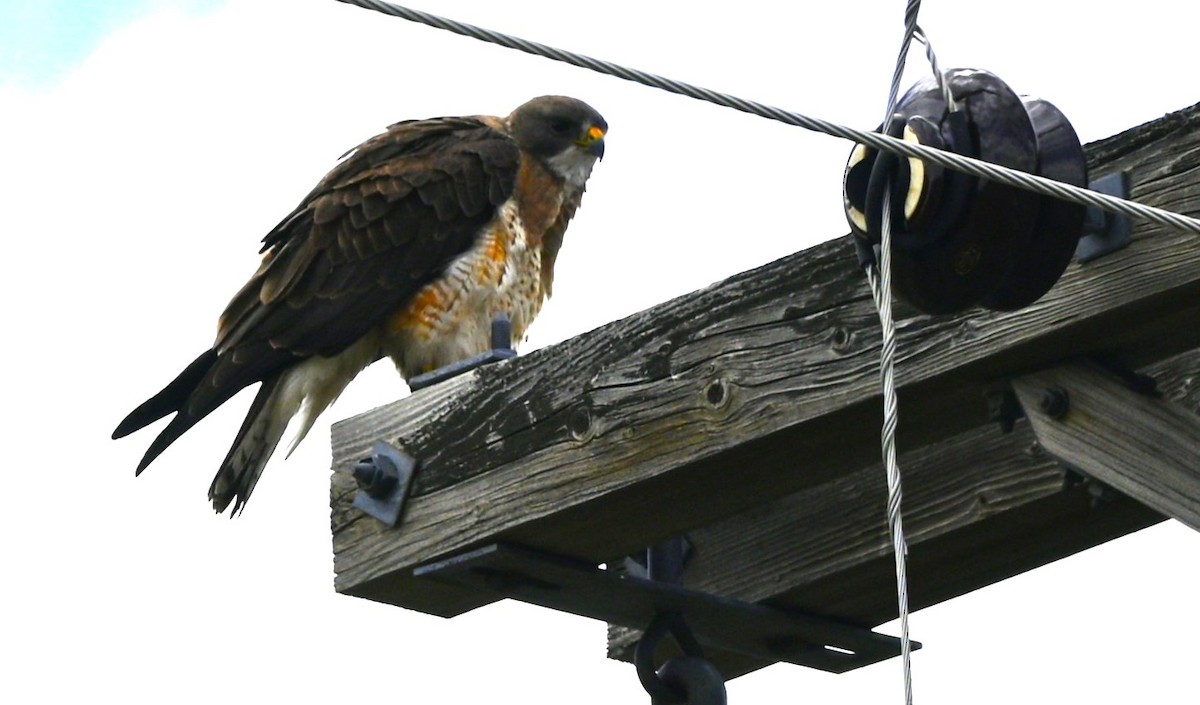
left=117, top=115, right=520, bottom=448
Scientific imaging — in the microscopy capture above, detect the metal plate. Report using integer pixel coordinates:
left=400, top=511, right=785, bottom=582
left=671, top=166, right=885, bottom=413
left=1076, top=171, right=1132, bottom=263
left=415, top=543, right=917, bottom=674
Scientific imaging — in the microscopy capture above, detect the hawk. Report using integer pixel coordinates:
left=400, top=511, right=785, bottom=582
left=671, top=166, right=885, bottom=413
left=113, top=95, right=607, bottom=514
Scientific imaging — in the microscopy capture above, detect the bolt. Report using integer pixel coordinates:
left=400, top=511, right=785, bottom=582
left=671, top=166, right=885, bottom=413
left=352, top=456, right=397, bottom=498
left=490, top=312, right=513, bottom=351
left=1039, top=385, right=1070, bottom=420
left=1087, top=480, right=1118, bottom=509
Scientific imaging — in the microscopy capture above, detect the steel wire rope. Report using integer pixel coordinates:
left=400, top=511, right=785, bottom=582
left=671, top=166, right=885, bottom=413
left=334, top=0, right=1200, bottom=235
left=865, top=2, right=931, bottom=703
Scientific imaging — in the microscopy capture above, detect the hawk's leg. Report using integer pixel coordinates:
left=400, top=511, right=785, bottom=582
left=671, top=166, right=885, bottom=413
left=407, top=313, right=519, bottom=391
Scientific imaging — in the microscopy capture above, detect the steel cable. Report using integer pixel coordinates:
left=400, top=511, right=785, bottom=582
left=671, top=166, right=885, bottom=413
left=866, top=2, right=924, bottom=702
left=334, top=0, right=1200, bottom=236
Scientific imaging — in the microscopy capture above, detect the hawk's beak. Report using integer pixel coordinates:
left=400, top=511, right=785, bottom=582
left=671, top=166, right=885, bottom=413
left=578, top=124, right=606, bottom=159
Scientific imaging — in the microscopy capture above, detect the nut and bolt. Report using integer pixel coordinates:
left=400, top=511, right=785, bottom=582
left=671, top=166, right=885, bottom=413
left=1039, top=385, right=1070, bottom=420
left=353, top=457, right=397, bottom=498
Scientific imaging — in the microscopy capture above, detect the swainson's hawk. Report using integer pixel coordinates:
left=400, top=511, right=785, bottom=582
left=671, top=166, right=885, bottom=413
left=113, top=95, right=607, bottom=514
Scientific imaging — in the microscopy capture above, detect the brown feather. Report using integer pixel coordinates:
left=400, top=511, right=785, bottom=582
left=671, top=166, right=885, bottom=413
left=217, top=118, right=519, bottom=360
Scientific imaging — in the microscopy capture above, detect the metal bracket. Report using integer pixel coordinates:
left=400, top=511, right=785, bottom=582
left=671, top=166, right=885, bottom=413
left=408, top=313, right=518, bottom=391
left=351, top=441, right=418, bottom=526
left=986, top=385, right=1025, bottom=433
left=414, top=542, right=919, bottom=674
left=623, top=535, right=694, bottom=581
left=1075, top=171, right=1131, bottom=262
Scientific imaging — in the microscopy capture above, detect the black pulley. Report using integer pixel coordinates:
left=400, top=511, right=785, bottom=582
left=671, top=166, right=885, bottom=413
left=843, top=68, right=1087, bottom=314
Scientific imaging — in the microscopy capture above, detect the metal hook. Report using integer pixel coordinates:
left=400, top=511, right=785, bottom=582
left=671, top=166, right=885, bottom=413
left=634, top=611, right=725, bottom=705
left=635, top=613, right=689, bottom=704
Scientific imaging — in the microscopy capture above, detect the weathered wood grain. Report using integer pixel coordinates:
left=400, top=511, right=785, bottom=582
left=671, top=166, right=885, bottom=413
left=331, top=103, right=1200, bottom=634
left=1014, top=361, right=1200, bottom=531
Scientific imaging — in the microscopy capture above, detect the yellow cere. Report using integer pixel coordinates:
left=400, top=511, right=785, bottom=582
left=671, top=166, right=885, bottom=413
left=586, top=125, right=605, bottom=141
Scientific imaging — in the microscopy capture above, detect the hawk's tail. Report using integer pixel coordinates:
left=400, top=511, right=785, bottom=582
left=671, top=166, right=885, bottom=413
left=208, top=374, right=291, bottom=515
left=113, top=349, right=219, bottom=474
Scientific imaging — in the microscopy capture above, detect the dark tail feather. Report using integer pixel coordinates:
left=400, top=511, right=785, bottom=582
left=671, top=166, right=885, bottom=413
left=134, top=410, right=203, bottom=476
left=209, top=374, right=289, bottom=515
left=113, top=349, right=218, bottom=439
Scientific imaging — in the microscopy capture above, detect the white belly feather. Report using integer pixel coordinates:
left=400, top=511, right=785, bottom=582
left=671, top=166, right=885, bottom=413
left=384, top=197, right=546, bottom=379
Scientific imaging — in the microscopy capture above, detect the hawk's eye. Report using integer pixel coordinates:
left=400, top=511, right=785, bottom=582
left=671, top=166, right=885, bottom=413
left=549, top=119, right=574, bottom=136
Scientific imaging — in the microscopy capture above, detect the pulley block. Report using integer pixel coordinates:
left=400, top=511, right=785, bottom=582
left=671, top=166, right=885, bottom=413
left=843, top=68, right=1087, bottom=314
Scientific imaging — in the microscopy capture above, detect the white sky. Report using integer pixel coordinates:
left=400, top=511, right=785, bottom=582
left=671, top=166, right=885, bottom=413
left=3, top=1, right=1198, bottom=703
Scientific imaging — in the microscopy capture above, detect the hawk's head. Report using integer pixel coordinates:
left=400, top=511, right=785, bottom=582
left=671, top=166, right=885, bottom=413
left=509, top=96, right=607, bottom=188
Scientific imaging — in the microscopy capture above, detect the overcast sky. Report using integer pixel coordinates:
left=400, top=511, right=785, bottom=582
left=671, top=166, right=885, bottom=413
left=3, top=1, right=1198, bottom=703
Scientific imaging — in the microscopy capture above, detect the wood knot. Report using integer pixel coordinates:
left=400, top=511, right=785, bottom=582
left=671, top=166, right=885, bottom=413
left=830, top=326, right=852, bottom=352
left=781, top=304, right=806, bottom=331
left=642, top=341, right=674, bottom=379
left=569, top=406, right=593, bottom=441
left=705, top=378, right=728, bottom=407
